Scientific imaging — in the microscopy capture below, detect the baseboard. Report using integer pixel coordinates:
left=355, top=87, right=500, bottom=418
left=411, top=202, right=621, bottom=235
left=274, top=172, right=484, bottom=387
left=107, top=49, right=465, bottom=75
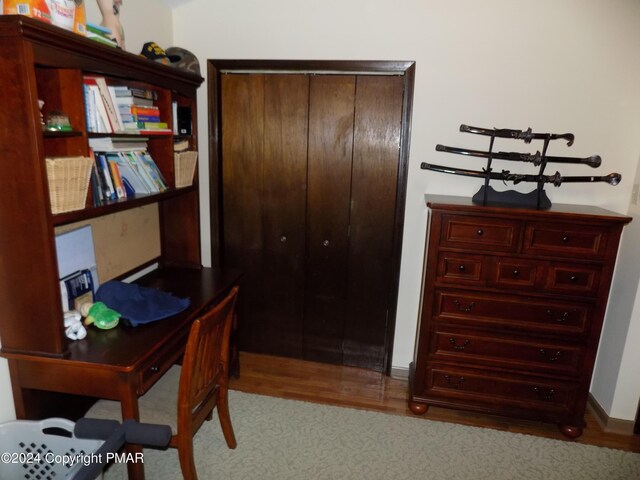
left=390, top=365, right=409, bottom=380
left=588, top=394, right=635, bottom=435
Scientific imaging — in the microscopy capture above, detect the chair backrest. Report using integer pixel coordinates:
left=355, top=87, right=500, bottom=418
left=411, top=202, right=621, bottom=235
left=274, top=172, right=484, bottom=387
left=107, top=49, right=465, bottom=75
left=177, top=286, right=239, bottom=434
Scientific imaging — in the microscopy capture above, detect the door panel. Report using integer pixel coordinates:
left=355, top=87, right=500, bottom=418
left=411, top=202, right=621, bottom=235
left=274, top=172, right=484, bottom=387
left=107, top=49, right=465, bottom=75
left=215, top=62, right=414, bottom=373
left=262, top=75, right=309, bottom=357
left=304, top=75, right=356, bottom=363
left=221, top=74, right=266, bottom=352
left=343, top=75, right=404, bottom=370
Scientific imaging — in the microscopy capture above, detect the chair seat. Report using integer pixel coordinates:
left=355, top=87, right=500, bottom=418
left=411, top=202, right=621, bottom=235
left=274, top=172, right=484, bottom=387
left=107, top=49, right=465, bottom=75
left=86, top=364, right=182, bottom=435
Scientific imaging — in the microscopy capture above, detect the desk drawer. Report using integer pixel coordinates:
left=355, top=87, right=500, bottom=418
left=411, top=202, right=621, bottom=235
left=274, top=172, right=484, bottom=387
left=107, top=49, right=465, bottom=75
left=137, top=333, right=187, bottom=395
left=439, top=215, right=520, bottom=252
left=430, top=328, right=584, bottom=376
left=434, top=290, right=592, bottom=337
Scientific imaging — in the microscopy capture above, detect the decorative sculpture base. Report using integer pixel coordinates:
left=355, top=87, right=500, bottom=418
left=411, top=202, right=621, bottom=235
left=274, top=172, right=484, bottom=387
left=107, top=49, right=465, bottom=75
left=472, top=185, right=551, bottom=210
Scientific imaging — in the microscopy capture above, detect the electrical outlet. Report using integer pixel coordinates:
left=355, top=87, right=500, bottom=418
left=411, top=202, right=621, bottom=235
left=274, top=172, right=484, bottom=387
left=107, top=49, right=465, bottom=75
left=632, top=183, right=640, bottom=206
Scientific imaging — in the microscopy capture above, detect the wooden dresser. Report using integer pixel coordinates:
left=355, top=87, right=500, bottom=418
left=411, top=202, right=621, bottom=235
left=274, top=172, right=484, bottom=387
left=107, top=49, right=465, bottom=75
left=409, top=194, right=631, bottom=437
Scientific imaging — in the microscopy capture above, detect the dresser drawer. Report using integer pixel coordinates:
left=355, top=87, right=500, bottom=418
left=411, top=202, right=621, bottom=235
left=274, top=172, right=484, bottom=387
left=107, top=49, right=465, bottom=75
left=545, top=263, right=601, bottom=296
left=434, top=290, right=592, bottom=337
left=523, top=222, right=609, bottom=259
left=436, top=253, right=487, bottom=286
left=430, top=328, right=584, bottom=376
left=439, top=215, right=520, bottom=252
left=425, top=365, right=579, bottom=413
left=488, top=256, right=543, bottom=290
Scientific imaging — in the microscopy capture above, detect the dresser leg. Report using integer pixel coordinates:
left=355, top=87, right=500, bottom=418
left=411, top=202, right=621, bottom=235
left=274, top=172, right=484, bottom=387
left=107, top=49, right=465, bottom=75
left=408, top=401, right=429, bottom=415
left=559, top=424, right=583, bottom=439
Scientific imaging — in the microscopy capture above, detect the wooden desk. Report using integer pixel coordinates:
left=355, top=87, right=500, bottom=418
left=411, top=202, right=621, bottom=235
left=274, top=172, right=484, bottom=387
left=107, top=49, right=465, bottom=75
left=2, top=266, right=242, bottom=480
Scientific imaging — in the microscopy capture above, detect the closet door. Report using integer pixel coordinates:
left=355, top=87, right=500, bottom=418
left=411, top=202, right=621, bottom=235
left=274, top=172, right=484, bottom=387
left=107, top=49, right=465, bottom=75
left=344, top=75, right=404, bottom=369
left=221, top=74, right=309, bottom=356
left=304, top=76, right=356, bottom=363
left=262, top=75, right=309, bottom=357
left=214, top=61, right=414, bottom=373
left=221, top=74, right=265, bottom=352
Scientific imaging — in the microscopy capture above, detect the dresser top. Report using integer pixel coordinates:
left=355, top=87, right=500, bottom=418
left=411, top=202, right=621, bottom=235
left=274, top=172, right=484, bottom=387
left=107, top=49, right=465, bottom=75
left=425, top=194, right=632, bottom=225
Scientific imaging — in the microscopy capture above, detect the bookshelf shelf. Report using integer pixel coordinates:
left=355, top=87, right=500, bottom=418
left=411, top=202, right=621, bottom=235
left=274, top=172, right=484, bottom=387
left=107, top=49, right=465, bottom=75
left=0, top=15, right=204, bottom=364
left=43, top=130, right=84, bottom=138
left=51, top=185, right=198, bottom=227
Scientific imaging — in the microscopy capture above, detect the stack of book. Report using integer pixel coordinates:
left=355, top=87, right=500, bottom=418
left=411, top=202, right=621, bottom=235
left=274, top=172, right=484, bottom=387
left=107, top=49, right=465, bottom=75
left=111, top=86, right=172, bottom=134
left=85, top=22, right=117, bottom=48
left=89, top=137, right=168, bottom=205
left=83, top=76, right=171, bottom=134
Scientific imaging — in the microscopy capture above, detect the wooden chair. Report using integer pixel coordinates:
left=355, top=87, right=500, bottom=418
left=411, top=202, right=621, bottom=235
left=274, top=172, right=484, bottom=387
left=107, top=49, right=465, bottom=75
left=86, top=286, right=239, bottom=479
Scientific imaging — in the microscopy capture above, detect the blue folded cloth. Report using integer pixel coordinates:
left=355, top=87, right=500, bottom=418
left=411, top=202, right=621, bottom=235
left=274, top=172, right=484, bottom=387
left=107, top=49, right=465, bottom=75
left=96, top=280, right=190, bottom=327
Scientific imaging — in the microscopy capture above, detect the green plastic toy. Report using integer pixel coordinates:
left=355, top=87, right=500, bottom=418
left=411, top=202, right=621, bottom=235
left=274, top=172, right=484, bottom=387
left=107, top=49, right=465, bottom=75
left=81, top=301, right=121, bottom=330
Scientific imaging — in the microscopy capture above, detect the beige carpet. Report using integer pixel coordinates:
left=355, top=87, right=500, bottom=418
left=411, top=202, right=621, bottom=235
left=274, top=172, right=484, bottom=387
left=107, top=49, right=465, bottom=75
left=103, top=390, right=640, bottom=480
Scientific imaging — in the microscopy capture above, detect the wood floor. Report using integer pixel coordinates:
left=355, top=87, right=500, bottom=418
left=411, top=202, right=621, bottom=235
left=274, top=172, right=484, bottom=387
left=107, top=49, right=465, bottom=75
left=230, top=352, right=640, bottom=453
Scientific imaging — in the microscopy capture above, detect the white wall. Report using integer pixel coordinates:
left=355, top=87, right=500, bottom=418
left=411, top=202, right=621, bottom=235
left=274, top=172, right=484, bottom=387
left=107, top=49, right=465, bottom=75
left=170, top=0, right=640, bottom=421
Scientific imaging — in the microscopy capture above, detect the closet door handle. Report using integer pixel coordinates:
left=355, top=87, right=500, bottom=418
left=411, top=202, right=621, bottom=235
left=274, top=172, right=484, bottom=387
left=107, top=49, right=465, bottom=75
left=280, top=236, right=287, bottom=243
left=322, top=240, right=330, bottom=247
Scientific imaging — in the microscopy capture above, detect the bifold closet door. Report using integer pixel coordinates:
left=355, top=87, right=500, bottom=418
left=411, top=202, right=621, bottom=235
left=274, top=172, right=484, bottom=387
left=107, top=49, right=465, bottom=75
left=305, top=74, right=404, bottom=368
left=304, top=76, right=356, bottom=363
left=221, top=74, right=309, bottom=357
left=221, top=71, right=404, bottom=371
left=343, top=75, right=403, bottom=369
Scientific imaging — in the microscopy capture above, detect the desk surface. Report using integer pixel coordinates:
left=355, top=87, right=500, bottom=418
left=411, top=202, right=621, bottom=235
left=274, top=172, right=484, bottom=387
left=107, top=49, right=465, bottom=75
left=3, top=266, right=243, bottom=409
left=62, top=266, right=243, bottom=370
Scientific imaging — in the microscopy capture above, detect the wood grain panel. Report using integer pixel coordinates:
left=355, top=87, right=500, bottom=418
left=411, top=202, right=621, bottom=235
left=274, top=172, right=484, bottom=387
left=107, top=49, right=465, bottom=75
left=304, top=75, right=356, bottom=363
left=0, top=37, right=66, bottom=355
left=262, top=74, right=309, bottom=357
left=343, top=75, right=403, bottom=371
left=221, top=74, right=266, bottom=353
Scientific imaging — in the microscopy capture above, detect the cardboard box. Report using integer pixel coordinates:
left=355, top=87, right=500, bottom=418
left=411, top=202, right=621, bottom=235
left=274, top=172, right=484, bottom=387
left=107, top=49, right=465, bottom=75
left=3, top=0, right=86, bottom=35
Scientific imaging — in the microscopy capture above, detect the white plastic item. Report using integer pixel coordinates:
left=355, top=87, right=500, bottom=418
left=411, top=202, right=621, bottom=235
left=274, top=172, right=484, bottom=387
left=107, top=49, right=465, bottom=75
left=0, top=417, right=103, bottom=479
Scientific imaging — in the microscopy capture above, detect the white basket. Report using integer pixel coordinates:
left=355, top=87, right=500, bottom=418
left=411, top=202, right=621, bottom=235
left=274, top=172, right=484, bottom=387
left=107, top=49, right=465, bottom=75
left=0, top=418, right=103, bottom=479
left=174, top=150, right=198, bottom=188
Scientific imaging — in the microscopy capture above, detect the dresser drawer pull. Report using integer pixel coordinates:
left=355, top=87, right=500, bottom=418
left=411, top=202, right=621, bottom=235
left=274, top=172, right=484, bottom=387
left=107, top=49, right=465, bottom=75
left=546, top=309, right=569, bottom=323
left=512, top=269, right=520, bottom=277
left=570, top=275, right=578, bottom=282
left=533, top=386, right=556, bottom=401
left=476, top=228, right=484, bottom=236
left=453, top=300, right=475, bottom=312
left=149, top=366, right=159, bottom=373
left=449, top=337, right=470, bottom=350
left=458, top=264, right=466, bottom=272
left=539, top=349, right=563, bottom=362
left=444, top=375, right=465, bottom=389
left=562, top=235, right=570, bottom=243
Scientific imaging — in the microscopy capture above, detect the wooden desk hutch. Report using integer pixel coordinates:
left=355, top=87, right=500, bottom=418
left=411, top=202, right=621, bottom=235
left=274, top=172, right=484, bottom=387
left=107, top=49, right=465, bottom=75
left=409, top=195, right=631, bottom=438
left=0, top=15, right=240, bottom=473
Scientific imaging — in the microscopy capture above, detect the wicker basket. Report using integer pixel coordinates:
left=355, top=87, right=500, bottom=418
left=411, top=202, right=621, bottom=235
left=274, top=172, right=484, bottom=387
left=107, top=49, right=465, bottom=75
left=174, top=151, right=198, bottom=188
left=46, top=156, right=93, bottom=214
